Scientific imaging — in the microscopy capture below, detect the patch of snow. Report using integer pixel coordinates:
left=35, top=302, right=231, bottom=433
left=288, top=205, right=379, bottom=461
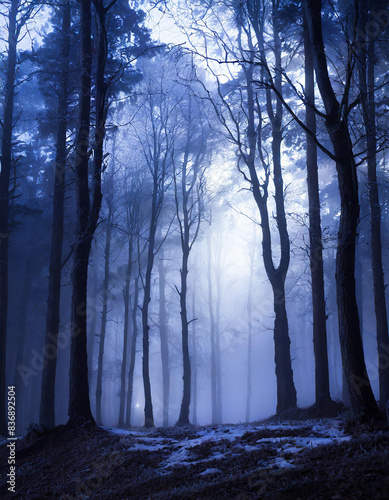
left=198, top=468, right=222, bottom=475
left=105, top=418, right=352, bottom=474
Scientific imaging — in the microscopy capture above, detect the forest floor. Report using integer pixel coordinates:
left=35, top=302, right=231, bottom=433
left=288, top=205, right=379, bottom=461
left=1, top=410, right=389, bottom=499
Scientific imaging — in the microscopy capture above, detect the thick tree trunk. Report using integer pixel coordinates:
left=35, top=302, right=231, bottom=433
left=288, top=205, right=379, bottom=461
left=305, top=0, right=379, bottom=419
left=119, top=236, right=133, bottom=427
left=40, top=0, right=70, bottom=428
left=0, top=0, right=18, bottom=437
left=246, top=2, right=297, bottom=414
left=158, top=255, right=170, bottom=427
left=358, top=0, right=389, bottom=405
left=96, top=216, right=112, bottom=425
left=126, top=274, right=139, bottom=427
left=303, top=12, right=331, bottom=410
left=68, top=0, right=95, bottom=426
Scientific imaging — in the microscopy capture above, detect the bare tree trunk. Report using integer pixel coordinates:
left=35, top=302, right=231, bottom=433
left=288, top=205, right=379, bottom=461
left=176, top=243, right=191, bottom=426
left=68, top=0, right=96, bottom=426
left=214, top=236, right=222, bottom=423
left=246, top=232, right=255, bottom=422
left=0, top=0, right=18, bottom=436
left=158, top=254, right=170, bottom=427
left=96, top=215, right=112, bottom=425
left=119, top=235, right=133, bottom=427
left=303, top=11, right=331, bottom=411
left=207, top=231, right=218, bottom=424
left=14, top=260, right=32, bottom=432
left=142, top=194, right=157, bottom=428
left=246, top=1, right=297, bottom=414
left=126, top=274, right=139, bottom=427
left=191, top=287, right=198, bottom=426
left=87, top=257, right=98, bottom=390
left=358, top=0, right=389, bottom=405
left=40, top=0, right=70, bottom=428
left=305, top=0, right=379, bottom=419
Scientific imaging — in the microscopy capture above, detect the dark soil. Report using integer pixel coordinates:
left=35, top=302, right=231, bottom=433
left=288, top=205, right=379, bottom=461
left=0, top=416, right=388, bottom=499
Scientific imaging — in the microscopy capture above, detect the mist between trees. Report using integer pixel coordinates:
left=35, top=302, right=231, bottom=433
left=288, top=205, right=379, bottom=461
left=0, top=0, right=388, bottom=435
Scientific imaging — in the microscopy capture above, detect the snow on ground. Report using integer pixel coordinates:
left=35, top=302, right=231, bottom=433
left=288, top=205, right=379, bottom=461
left=104, top=419, right=351, bottom=472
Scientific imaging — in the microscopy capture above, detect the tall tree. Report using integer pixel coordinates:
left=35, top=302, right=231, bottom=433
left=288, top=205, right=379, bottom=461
left=158, top=248, right=170, bottom=427
left=118, top=232, right=133, bottom=428
left=174, top=92, right=208, bottom=427
left=357, top=0, right=389, bottom=405
left=133, top=64, right=175, bottom=428
left=303, top=8, right=331, bottom=411
left=40, top=0, right=71, bottom=428
left=246, top=0, right=297, bottom=412
left=95, top=203, right=114, bottom=425
left=245, top=227, right=256, bottom=422
left=304, top=0, right=379, bottom=419
left=0, top=0, right=38, bottom=436
left=68, top=0, right=97, bottom=425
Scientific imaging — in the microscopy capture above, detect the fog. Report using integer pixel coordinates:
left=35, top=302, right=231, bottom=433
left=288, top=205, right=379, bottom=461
left=1, top=0, right=388, bottom=437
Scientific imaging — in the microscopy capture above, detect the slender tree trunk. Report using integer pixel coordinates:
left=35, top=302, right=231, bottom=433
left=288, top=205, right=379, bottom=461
left=0, top=0, right=18, bottom=437
left=305, top=0, right=379, bottom=419
left=191, top=287, right=198, bottom=426
left=68, top=0, right=95, bottom=426
left=246, top=235, right=255, bottom=422
left=87, top=258, right=98, bottom=390
left=355, top=238, right=364, bottom=336
left=207, top=232, right=218, bottom=424
left=142, top=199, right=157, bottom=427
left=119, top=235, right=133, bottom=427
left=176, top=245, right=191, bottom=426
left=214, top=240, right=222, bottom=423
left=14, top=260, right=32, bottom=432
left=40, top=0, right=70, bottom=428
left=96, top=215, right=112, bottom=425
left=303, top=12, right=331, bottom=411
left=158, top=254, right=170, bottom=427
left=358, top=0, right=389, bottom=405
left=126, top=274, right=139, bottom=427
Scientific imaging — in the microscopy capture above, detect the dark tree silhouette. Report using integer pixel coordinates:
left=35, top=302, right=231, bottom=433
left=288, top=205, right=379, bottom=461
left=304, top=0, right=379, bottom=419
left=40, top=0, right=71, bottom=428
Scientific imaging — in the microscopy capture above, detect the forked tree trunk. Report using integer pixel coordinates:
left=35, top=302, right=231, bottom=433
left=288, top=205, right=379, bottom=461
left=40, top=0, right=71, bottom=428
left=247, top=1, right=297, bottom=413
left=305, top=0, right=379, bottom=419
left=303, top=11, right=331, bottom=411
